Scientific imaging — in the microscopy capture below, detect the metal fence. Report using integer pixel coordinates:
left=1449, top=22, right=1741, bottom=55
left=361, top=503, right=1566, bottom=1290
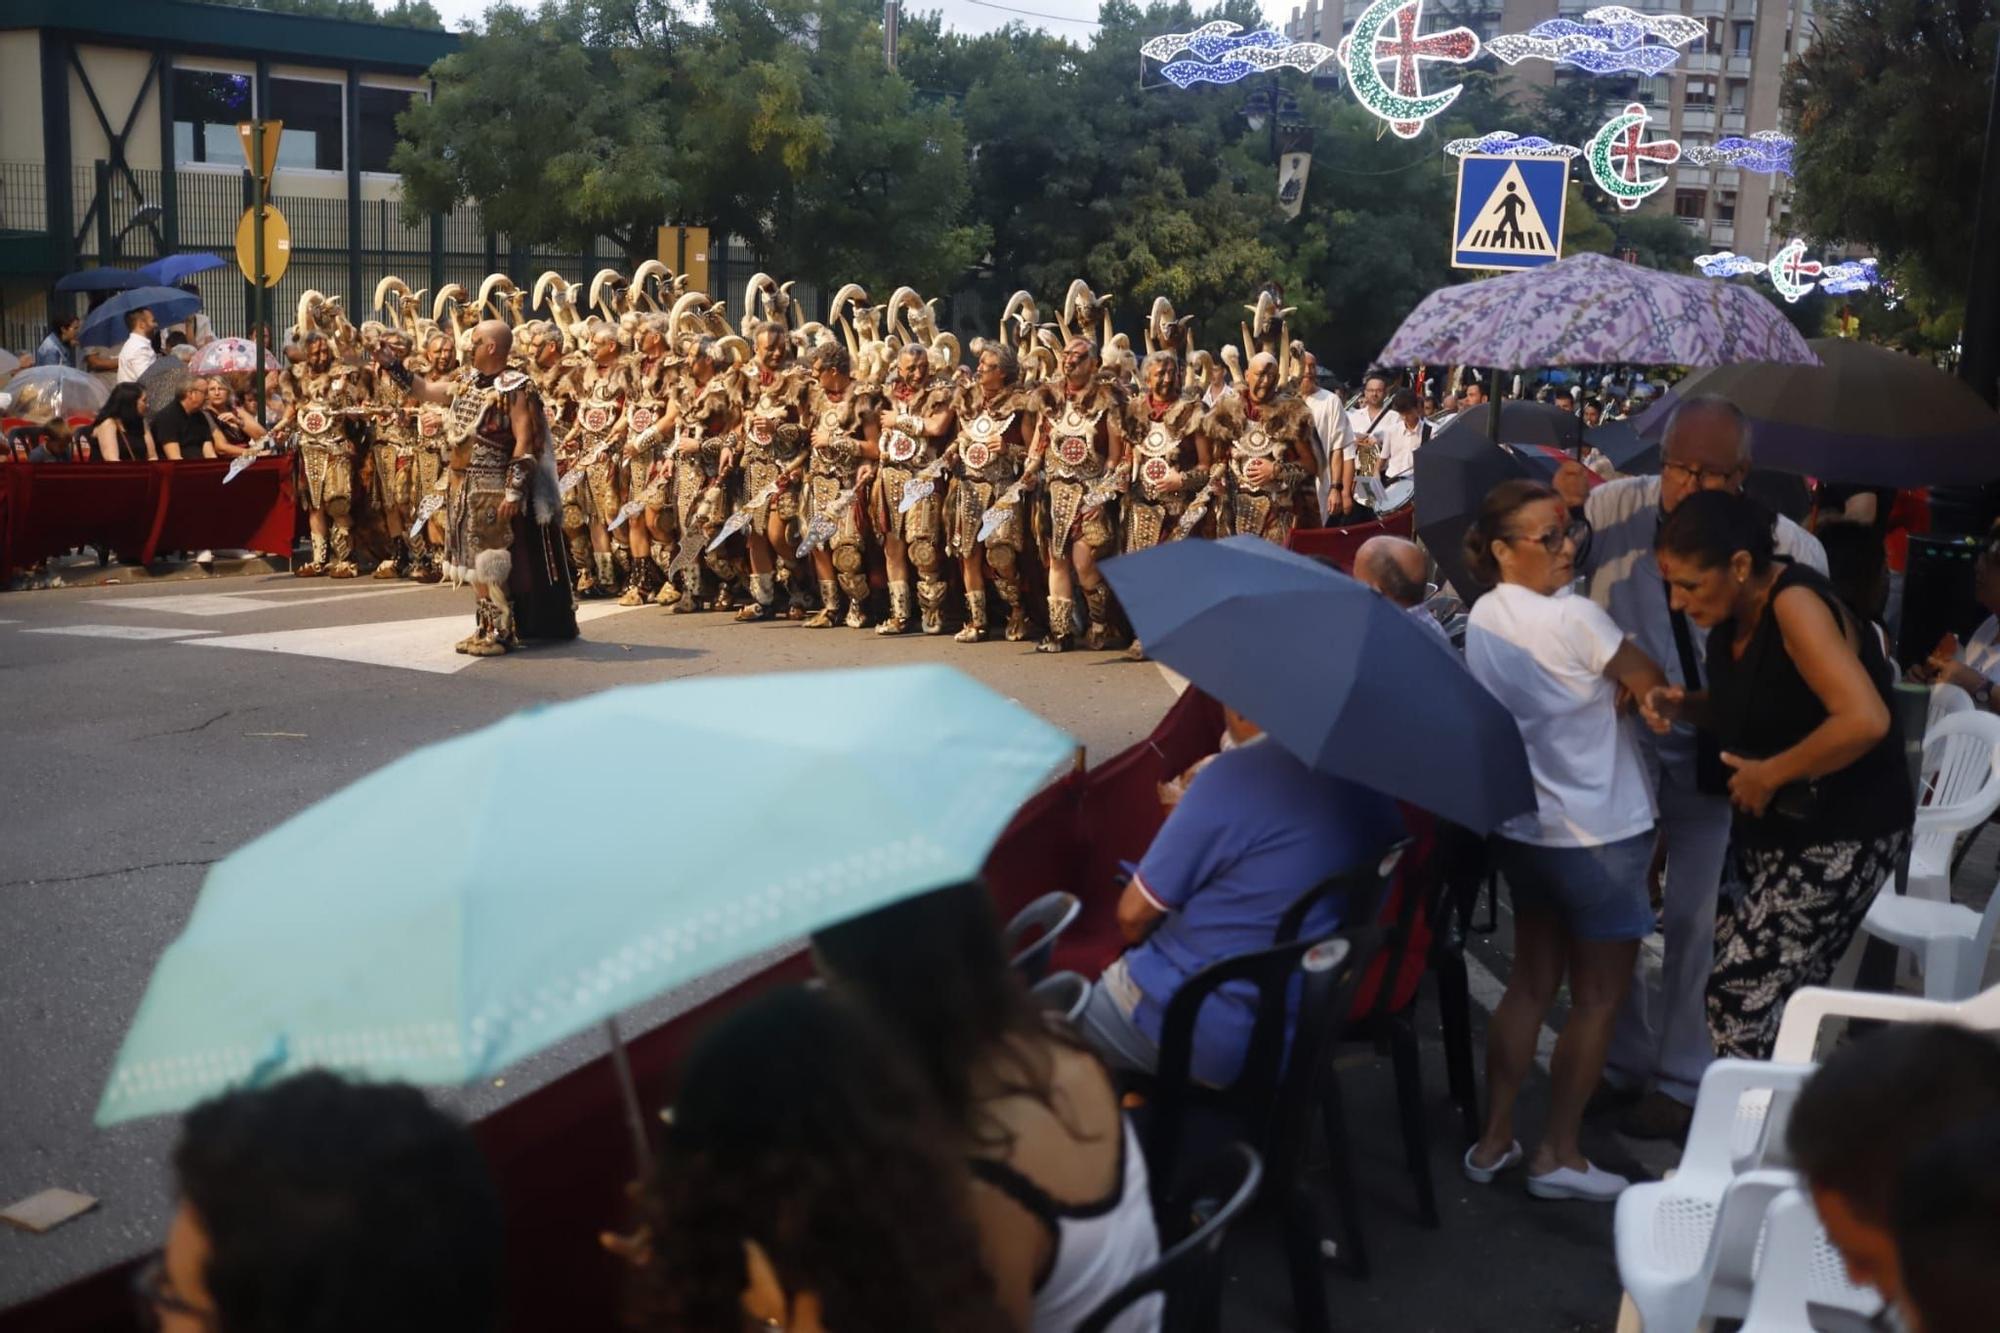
left=2, top=159, right=792, bottom=352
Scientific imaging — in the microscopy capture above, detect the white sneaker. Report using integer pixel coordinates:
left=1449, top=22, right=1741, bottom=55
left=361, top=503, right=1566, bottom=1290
left=195, top=549, right=215, bottom=566
left=1526, top=1161, right=1629, bottom=1202
left=1462, top=1141, right=1523, bottom=1184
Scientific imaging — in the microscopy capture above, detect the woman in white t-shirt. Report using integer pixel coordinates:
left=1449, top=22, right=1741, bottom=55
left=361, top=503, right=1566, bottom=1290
left=1461, top=479, right=1669, bottom=1203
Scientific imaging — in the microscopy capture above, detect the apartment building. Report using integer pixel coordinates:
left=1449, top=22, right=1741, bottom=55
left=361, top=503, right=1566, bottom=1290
left=1284, top=0, right=1817, bottom=262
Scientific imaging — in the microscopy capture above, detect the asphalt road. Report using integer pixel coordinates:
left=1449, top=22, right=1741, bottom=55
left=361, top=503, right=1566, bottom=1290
left=0, top=573, right=1180, bottom=1309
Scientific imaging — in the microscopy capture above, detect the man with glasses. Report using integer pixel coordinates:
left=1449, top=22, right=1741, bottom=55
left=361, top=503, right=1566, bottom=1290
left=1553, top=394, right=1825, bottom=1144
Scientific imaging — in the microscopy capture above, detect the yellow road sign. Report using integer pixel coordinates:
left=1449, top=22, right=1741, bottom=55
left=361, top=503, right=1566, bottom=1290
left=236, top=120, right=283, bottom=183
left=235, top=205, right=291, bottom=287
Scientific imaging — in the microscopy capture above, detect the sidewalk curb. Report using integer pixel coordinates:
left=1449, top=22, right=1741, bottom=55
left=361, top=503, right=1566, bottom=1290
left=8, top=553, right=293, bottom=591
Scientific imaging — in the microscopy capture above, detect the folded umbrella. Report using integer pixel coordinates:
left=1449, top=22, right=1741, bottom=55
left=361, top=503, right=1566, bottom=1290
left=1416, top=412, right=1569, bottom=599
left=79, top=285, right=203, bottom=349
left=138, top=253, right=228, bottom=286
left=1476, top=400, right=1582, bottom=451
left=1585, top=419, right=1660, bottom=474
left=98, top=664, right=1076, bottom=1129
left=1649, top=338, right=2000, bottom=488
left=1102, top=536, right=1534, bottom=834
left=1379, top=252, right=1819, bottom=370
left=54, top=266, right=144, bottom=295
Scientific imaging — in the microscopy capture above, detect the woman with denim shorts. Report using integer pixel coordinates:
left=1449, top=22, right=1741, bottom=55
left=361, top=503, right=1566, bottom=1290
left=1460, top=480, right=1669, bottom=1202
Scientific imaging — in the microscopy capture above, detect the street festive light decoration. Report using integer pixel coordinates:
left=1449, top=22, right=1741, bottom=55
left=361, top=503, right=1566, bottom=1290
left=1487, top=6, right=1703, bottom=76
left=1442, top=131, right=1582, bottom=160
left=1767, top=238, right=1825, bottom=303
left=1680, top=131, right=1795, bottom=175
left=1694, top=251, right=1769, bottom=279
left=1586, top=101, right=1681, bottom=210
left=1818, top=257, right=1882, bottom=296
left=1337, top=0, right=1481, bottom=140
left=1142, top=20, right=1335, bottom=87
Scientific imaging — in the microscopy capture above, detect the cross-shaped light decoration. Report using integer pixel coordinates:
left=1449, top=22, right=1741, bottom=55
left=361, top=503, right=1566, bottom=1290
left=1586, top=101, right=1681, bottom=210
left=1768, top=239, right=1824, bottom=303
left=1338, top=0, right=1481, bottom=140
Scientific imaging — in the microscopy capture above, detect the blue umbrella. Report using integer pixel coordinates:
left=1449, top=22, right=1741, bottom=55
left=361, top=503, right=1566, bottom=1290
left=79, top=285, right=203, bottom=348
left=53, top=266, right=144, bottom=294
left=138, top=253, right=229, bottom=286
left=97, top=664, right=1076, bottom=1128
left=1101, top=536, right=1534, bottom=833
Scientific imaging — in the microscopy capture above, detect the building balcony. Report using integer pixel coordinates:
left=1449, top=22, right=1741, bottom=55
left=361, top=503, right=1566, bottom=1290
left=1678, top=166, right=1714, bottom=186
left=1731, top=0, right=1757, bottom=14
left=1726, top=54, right=1752, bottom=75
left=1678, top=215, right=1707, bottom=234
left=1691, top=0, right=1725, bottom=13
left=1710, top=222, right=1735, bottom=246
left=1681, top=107, right=1718, bottom=132
left=1722, top=109, right=1746, bottom=132
left=1685, top=50, right=1723, bottom=73
left=1715, top=167, right=1741, bottom=189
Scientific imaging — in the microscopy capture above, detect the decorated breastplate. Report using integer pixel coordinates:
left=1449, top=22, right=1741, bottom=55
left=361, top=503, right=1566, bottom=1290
left=880, top=389, right=932, bottom=466
left=446, top=374, right=507, bottom=464
left=1048, top=402, right=1107, bottom=480
left=1135, top=417, right=1192, bottom=499
left=294, top=372, right=347, bottom=445
left=626, top=396, right=667, bottom=453
left=1233, top=418, right=1286, bottom=490
left=964, top=406, right=1018, bottom=476
left=373, top=371, right=416, bottom=444
left=575, top=377, right=622, bottom=447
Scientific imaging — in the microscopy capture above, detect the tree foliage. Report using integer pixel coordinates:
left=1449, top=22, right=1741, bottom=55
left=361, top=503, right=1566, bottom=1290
left=207, top=0, right=445, bottom=28
left=1784, top=0, right=1999, bottom=307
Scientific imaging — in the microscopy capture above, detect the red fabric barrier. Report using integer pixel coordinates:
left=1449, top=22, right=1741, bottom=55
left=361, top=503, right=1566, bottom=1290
left=0, top=459, right=295, bottom=581
left=1284, top=507, right=1416, bottom=571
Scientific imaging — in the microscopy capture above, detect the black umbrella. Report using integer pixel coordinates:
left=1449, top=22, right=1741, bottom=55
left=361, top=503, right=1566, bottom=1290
left=1416, top=415, right=1565, bottom=599
left=1585, top=419, right=1660, bottom=474
left=1475, top=400, right=1583, bottom=452
left=54, top=266, right=144, bottom=295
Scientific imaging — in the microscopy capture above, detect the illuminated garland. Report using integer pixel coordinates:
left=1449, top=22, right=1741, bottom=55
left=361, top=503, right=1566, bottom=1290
left=1817, top=258, right=1881, bottom=296
left=1145, top=20, right=1333, bottom=86
left=1681, top=132, right=1794, bottom=176
left=1693, top=251, right=1767, bottom=279
left=1586, top=102, right=1681, bottom=210
left=1487, top=6, right=1702, bottom=76
left=1767, top=239, right=1824, bottom=303
left=1442, top=132, right=1582, bottom=160
left=1337, top=0, right=1481, bottom=140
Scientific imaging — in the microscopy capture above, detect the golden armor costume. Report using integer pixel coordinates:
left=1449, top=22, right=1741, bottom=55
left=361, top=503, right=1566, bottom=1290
left=1123, top=394, right=1213, bottom=552
left=1207, top=391, right=1316, bottom=546
left=619, top=354, right=680, bottom=606
left=1034, top=377, right=1126, bottom=649
left=364, top=357, right=442, bottom=579
left=800, top=378, right=878, bottom=630
left=873, top=373, right=956, bottom=634
left=666, top=368, right=740, bottom=610
left=287, top=359, right=362, bottom=576
left=728, top=365, right=810, bottom=619
left=947, top=382, right=1037, bottom=643
left=558, top=358, right=628, bottom=595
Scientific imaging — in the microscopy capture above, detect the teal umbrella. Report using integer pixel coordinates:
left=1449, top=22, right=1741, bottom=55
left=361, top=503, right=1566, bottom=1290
left=99, top=664, right=1076, bottom=1131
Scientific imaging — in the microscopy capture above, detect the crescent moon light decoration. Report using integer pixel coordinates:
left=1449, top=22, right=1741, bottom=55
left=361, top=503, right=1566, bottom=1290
left=1586, top=101, right=1681, bottom=211
left=1338, top=0, right=1480, bottom=140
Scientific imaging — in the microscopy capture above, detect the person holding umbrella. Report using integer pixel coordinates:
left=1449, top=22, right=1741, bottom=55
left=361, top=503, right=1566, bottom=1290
left=1553, top=397, right=1826, bottom=1144
left=1460, top=479, right=1669, bottom=1202
left=117, top=307, right=159, bottom=385
left=36, top=314, right=81, bottom=369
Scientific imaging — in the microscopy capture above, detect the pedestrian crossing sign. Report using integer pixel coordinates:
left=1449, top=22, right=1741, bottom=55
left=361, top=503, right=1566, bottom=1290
left=1451, top=155, right=1568, bottom=272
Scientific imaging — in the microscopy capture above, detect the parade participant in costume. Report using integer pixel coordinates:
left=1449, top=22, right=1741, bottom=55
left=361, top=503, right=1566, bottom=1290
left=947, top=343, right=1038, bottom=645
left=283, top=333, right=363, bottom=578
left=360, top=329, right=439, bottom=580
left=1032, top=337, right=1127, bottom=653
left=557, top=320, right=629, bottom=598
left=408, top=320, right=576, bottom=656
left=618, top=317, right=681, bottom=608
left=660, top=338, right=741, bottom=612
left=1208, top=351, right=1318, bottom=546
left=730, top=322, right=812, bottom=622
left=873, top=343, right=957, bottom=636
left=1123, top=349, right=1216, bottom=657
left=800, top=342, right=880, bottom=629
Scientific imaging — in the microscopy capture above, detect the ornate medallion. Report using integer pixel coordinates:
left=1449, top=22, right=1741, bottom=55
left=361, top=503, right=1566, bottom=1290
left=629, top=405, right=658, bottom=434
left=1141, top=456, right=1172, bottom=487
left=1145, top=425, right=1173, bottom=452
left=581, top=404, right=615, bottom=434
left=1055, top=434, right=1091, bottom=467
left=883, top=429, right=919, bottom=463
left=299, top=405, right=332, bottom=436
left=417, top=410, right=442, bottom=441
left=962, top=440, right=994, bottom=470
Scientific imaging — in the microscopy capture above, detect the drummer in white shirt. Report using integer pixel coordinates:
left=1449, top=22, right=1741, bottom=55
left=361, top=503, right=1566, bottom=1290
left=1297, top=352, right=1351, bottom=522
left=1372, top=389, right=1428, bottom=494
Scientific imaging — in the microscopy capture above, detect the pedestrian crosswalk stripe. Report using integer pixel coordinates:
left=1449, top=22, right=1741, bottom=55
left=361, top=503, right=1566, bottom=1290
left=186, top=602, right=638, bottom=675
left=1456, top=160, right=1556, bottom=255
left=23, top=624, right=218, bottom=640
left=95, top=587, right=428, bottom=617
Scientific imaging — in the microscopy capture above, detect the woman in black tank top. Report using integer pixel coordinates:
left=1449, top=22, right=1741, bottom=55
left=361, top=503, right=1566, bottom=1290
left=1643, top=491, right=1912, bottom=1062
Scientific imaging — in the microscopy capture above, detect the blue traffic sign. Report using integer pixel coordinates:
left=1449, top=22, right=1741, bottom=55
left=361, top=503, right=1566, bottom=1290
left=1452, top=155, right=1569, bottom=272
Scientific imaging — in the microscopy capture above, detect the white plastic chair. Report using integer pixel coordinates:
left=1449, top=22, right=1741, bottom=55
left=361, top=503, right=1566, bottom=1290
left=1861, top=872, right=2000, bottom=1001
left=1771, top=980, right=2000, bottom=1063
left=1929, top=681, right=1974, bottom=735
left=1737, top=1187, right=1882, bottom=1333
left=1615, top=1063, right=1814, bottom=1332
left=1905, top=711, right=2000, bottom=903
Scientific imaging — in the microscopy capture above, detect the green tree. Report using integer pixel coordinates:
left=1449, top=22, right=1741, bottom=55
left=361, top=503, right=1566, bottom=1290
left=1784, top=0, right=1999, bottom=306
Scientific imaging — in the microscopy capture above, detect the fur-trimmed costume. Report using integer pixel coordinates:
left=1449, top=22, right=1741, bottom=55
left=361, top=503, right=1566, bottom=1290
left=668, top=369, right=741, bottom=607
left=872, top=373, right=956, bottom=633
left=288, top=361, right=362, bottom=574
left=1034, top=378, right=1124, bottom=557
left=1207, top=390, right=1316, bottom=546
left=802, top=378, right=878, bottom=628
left=948, top=382, right=1038, bottom=641
left=1124, top=393, right=1212, bottom=552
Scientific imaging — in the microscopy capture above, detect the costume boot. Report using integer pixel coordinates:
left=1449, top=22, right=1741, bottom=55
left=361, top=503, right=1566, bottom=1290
left=589, top=552, right=616, bottom=600
left=650, top=548, right=681, bottom=606
left=736, top=571, right=777, bottom=622
left=297, top=530, right=328, bottom=577
left=839, top=572, right=871, bottom=629
left=466, top=593, right=514, bottom=656
left=327, top=526, right=358, bottom=579
left=997, top=577, right=1033, bottom=642
left=1037, top=595, right=1075, bottom=654
left=918, top=577, right=949, bottom=636
left=410, top=534, right=442, bottom=583
left=800, top=576, right=840, bottom=628
left=1082, top=582, right=1120, bottom=650
left=783, top=565, right=812, bottom=621
left=954, top=589, right=989, bottom=644
left=373, top=536, right=402, bottom=579
left=618, top=555, right=652, bottom=607
left=570, top=533, right=596, bottom=596
left=875, top=581, right=912, bottom=635
left=455, top=600, right=488, bottom=654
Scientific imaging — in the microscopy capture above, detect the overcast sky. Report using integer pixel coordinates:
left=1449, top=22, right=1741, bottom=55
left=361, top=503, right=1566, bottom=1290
left=422, top=0, right=1300, bottom=42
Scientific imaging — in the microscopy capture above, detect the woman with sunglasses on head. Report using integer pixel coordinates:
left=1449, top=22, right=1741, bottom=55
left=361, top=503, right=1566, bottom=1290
left=1643, top=489, right=1910, bottom=1064
left=89, top=382, right=156, bottom=462
left=202, top=378, right=268, bottom=459
left=1461, top=479, right=1668, bottom=1202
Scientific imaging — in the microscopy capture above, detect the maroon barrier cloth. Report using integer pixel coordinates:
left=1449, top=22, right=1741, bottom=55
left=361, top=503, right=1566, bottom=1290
left=1284, top=506, right=1417, bottom=572
left=0, top=459, right=296, bottom=582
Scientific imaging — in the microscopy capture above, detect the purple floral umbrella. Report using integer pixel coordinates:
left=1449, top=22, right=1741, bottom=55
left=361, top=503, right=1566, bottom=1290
left=1378, top=252, right=1819, bottom=370
left=191, top=337, right=284, bottom=376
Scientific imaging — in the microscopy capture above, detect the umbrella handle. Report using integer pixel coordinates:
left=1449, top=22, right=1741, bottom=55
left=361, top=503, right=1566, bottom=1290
left=604, top=1017, right=654, bottom=1180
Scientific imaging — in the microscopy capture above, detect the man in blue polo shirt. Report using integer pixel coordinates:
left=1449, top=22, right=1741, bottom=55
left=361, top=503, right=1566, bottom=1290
left=1078, top=704, right=1405, bottom=1087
